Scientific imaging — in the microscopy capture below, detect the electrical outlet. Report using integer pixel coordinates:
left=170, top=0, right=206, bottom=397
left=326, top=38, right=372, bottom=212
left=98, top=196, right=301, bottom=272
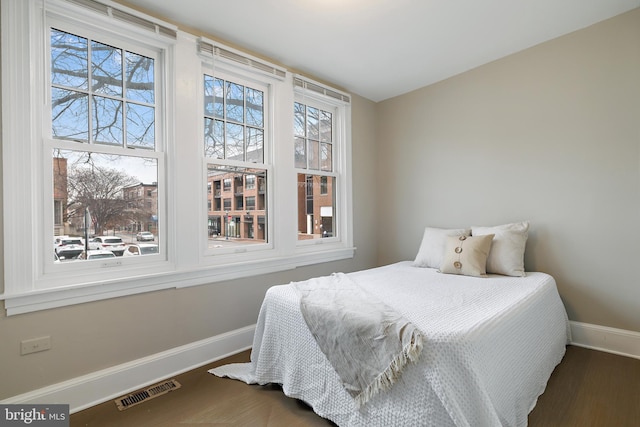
left=21, top=336, right=51, bottom=355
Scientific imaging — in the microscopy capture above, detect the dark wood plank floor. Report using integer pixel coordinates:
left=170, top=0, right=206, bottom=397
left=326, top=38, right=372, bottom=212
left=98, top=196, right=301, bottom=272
left=71, top=345, right=640, bottom=426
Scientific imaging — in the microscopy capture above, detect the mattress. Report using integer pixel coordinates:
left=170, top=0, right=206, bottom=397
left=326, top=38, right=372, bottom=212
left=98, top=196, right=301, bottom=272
left=211, top=261, right=570, bottom=427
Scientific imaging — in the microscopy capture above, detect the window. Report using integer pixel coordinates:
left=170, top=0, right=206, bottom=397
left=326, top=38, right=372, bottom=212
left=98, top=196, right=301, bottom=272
left=320, top=176, right=328, bottom=195
left=1, top=1, right=353, bottom=316
left=48, top=21, right=164, bottom=261
left=294, top=100, right=337, bottom=240
left=203, top=70, right=269, bottom=250
left=2, top=0, right=177, bottom=314
left=246, top=174, right=256, bottom=189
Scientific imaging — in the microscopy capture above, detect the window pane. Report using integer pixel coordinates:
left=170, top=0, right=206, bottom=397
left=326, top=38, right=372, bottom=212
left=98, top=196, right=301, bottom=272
left=294, top=102, right=305, bottom=137
left=307, top=106, right=319, bottom=140
left=52, top=149, right=159, bottom=261
left=204, top=75, right=225, bottom=119
left=246, top=87, right=263, bottom=127
left=246, top=127, right=263, bottom=163
left=321, top=142, right=332, bottom=172
left=207, top=165, right=267, bottom=248
left=125, top=51, right=154, bottom=104
left=91, top=41, right=122, bottom=96
left=126, top=102, right=155, bottom=148
left=225, top=122, right=244, bottom=160
left=51, top=29, right=88, bottom=90
left=204, top=75, right=215, bottom=116
left=226, top=81, right=244, bottom=123
left=320, top=110, right=332, bottom=142
left=92, top=96, right=123, bottom=145
left=213, top=78, right=224, bottom=119
left=52, top=88, right=89, bottom=141
left=308, top=139, right=320, bottom=170
left=297, top=174, right=335, bottom=240
left=294, top=137, right=306, bottom=169
left=204, top=118, right=224, bottom=158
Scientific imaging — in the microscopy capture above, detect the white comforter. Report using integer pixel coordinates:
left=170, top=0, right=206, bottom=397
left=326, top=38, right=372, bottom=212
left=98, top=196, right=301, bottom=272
left=211, top=262, right=570, bottom=427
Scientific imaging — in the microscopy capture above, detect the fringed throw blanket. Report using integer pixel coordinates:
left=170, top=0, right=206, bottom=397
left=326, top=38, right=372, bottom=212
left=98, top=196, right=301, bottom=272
left=292, top=272, right=423, bottom=407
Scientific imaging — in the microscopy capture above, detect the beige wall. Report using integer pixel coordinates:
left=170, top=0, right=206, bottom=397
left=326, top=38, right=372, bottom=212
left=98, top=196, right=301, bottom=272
left=377, top=9, right=640, bottom=332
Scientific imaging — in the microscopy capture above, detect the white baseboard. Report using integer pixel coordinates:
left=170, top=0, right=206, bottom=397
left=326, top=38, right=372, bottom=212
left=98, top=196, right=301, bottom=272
left=4, top=321, right=637, bottom=414
left=569, top=321, right=640, bottom=360
left=1, top=325, right=255, bottom=413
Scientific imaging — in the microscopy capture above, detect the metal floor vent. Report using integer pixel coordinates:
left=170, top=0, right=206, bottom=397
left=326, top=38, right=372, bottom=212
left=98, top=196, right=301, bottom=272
left=115, top=379, right=181, bottom=411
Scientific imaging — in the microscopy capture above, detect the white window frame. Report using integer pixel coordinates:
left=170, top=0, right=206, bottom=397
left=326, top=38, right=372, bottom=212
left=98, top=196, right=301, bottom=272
left=43, top=18, right=167, bottom=276
left=1, top=0, right=178, bottom=315
left=293, top=76, right=353, bottom=255
left=1, top=0, right=354, bottom=316
left=200, top=65, right=274, bottom=258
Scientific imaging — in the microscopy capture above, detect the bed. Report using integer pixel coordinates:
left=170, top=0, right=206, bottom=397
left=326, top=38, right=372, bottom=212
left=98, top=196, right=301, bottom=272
left=211, top=224, right=570, bottom=427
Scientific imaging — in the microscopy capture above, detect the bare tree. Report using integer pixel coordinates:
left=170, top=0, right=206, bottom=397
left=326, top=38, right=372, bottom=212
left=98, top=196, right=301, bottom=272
left=67, top=164, right=138, bottom=236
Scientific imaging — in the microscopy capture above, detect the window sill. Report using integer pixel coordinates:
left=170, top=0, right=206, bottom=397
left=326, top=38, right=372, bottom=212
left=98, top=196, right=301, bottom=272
left=1, top=247, right=355, bottom=316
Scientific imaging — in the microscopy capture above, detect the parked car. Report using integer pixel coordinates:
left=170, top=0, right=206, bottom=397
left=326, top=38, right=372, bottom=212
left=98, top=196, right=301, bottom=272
left=53, top=235, right=70, bottom=246
left=78, top=250, right=117, bottom=260
left=54, top=237, right=85, bottom=259
left=123, top=243, right=159, bottom=257
left=136, top=231, right=155, bottom=241
left=88, top=236, right=126, bottom=256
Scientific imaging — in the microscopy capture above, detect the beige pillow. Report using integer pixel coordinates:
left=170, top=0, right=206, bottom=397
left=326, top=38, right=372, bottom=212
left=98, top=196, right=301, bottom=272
left=413, top=227, right=471, bottom=268
left=439, top=234, right=494, bottom=277
left=471, top=221, right=529, bottom=277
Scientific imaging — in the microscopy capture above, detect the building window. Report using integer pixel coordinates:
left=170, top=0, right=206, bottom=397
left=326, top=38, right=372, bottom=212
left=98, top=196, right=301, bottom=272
left=320, top=176, right=328, bottom=195
left=246, top=196, right=256, bottom=211
left=246, top=174, right=256, bottom=189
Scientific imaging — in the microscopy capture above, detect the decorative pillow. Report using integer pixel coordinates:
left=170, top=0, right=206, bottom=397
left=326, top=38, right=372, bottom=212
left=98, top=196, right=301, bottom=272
left=439, top=234, right=494, bottom=277
left=471, top=221, right=529, bottom=277
left=413, top=227, right=471, bottom=269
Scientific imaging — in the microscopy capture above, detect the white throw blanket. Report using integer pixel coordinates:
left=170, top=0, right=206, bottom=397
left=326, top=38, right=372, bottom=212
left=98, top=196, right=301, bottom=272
left=292, top=272, right=423, bottom=407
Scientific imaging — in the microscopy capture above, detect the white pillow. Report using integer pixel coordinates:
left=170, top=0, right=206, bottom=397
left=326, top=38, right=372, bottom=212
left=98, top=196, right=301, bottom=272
left=471, top=221, right=529, bottom=277
left=413, top=227, right=471, bottom=269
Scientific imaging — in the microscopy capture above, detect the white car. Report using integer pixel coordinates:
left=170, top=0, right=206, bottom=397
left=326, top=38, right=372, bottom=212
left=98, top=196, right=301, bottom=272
left=80, top=250, right=117, bottom=260
left=123, top=243, right=159, bottom=256
left=88, top=236, right=126, bottom=256
left=54, top=237, right=85, bottom=259
left=136, top=231, right=155, bottom=242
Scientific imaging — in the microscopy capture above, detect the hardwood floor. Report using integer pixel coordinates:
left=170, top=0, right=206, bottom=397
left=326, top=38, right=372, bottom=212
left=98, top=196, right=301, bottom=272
left=71, top=345, right=639, bottom=426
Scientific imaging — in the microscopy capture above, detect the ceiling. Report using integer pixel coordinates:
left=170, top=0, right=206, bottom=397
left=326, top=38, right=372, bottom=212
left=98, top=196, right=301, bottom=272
left=121, top=0, right=640, bottom=102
